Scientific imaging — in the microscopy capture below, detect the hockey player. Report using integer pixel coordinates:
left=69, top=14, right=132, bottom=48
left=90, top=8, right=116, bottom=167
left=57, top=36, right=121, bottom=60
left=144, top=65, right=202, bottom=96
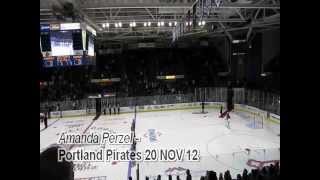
left=117, top=103, right=120, bottom=114
left=44, top=113, right=48, bottom=129
left=113, top=104, right=116, bottom=115
left=103, top=107, right=106, bottom=115
left=201, top=101, right=205, bottom=113
left=108, top=104, right=112, bottom=115
left=225, top=112, right=231, bottom=129
left=40, top=113, right=44, bottom=123
left=57, top=103, right=62, bottom=118
left=220, top=105, right=223, bottom=115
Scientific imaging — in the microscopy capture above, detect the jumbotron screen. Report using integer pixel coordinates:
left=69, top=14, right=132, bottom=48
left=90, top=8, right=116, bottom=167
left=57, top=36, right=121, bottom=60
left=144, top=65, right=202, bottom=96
left=50, top=30, right=74, bottom=56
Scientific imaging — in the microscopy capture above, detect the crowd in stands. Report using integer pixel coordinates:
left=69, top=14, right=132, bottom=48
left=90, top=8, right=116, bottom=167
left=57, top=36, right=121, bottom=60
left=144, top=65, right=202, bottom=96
left=40, top=47, right=228, bottom=102
left=131, top=162, right=280, bottom=180
left=40, top=47, right=280, bottom=106
left=40, top=66, right=93, bottom=102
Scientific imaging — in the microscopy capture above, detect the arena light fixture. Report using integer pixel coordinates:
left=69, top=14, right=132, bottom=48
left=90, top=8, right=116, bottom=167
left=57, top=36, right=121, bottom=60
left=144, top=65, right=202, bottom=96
left=260, top=72, right=272, bottom=77
left=148, top=22, right=151, bottom=26
left=189, top=21, right=192, bottom=26
left=118, top=22, right=122, bottom=28
left=160, top=21, right=164, bottom=26
left=232, top=39, right=246, bottom=44
left=60, top=23, right=80, bottom=30
left=102, top=23, right=106, bottom=28
left=185, top=21, right=188, bottom=26
left=115, top=23, right=118, bottom=28
left=144, top=22, right=147, bottom=27
left=106, top=23, right=109, bottom=28
left=165, top=75, right=176, bottom=80
left=132, top=22, right=136, bottom=27
left=168, top=22, right=172, bottom=27
left=174, top=21, right=177, bottom=26
left=232, top=40, right=240, bottom=44
left=157, top=22, right=161, bottom=27
left=199, top=21, right=206, bottom=26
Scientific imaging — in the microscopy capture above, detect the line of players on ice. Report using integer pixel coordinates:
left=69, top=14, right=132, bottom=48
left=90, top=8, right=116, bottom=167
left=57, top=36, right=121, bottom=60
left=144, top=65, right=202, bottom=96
left=102, top=103, right=120, bottom=115
left=40, top=103, right=121, bottom=129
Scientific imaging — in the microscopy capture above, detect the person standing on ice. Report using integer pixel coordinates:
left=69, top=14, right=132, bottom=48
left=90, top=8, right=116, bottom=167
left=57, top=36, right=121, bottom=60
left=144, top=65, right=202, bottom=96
left=57, top=103, right=62, bottom=118
left=226, top=112, right=231, bottom=129
left=201, top=101, right=204, bottom=113
left=108, top=103, right=112, bottom=115
left=113, top=104, right=116, bottom=115
left=43, top=112, right=48, bottom=129
left=117, top=103, right=120, bottom=114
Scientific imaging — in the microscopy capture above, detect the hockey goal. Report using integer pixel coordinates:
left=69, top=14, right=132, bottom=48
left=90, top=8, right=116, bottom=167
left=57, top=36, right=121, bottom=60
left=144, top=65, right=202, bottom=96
left=233, top=107, right=265, bottom=129
left=246, top=112, right=265, bottom=129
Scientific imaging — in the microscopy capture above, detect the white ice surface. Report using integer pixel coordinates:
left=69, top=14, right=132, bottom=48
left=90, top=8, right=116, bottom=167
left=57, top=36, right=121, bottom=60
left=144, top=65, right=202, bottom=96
left=71, top=115, right=132, bottom=180
left=40, top=116, right=95, bottom=153
left=133, top=109, right=279, bottom=179
left=40, top=108, right=280, bottom=180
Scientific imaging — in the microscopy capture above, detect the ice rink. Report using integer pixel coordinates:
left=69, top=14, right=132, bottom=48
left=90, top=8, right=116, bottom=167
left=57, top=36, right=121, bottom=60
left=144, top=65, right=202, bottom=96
left=40, top=107, right=280, bottom=180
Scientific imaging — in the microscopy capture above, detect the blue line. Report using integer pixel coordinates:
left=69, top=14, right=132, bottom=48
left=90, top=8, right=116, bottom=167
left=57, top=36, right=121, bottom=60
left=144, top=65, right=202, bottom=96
left=127, top=160, right=132, bottom=180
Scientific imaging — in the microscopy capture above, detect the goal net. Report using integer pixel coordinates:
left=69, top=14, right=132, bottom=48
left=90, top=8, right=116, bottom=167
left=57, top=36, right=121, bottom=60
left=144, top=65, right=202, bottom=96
left=246, top=112, right=264, bottom=129
left=233, top=106, right=265, bottom=129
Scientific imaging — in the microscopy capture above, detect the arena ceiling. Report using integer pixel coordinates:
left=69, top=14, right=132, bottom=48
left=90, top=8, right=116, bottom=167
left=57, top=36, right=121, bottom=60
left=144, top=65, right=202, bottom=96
left=40, top=0, right=280, bottom=42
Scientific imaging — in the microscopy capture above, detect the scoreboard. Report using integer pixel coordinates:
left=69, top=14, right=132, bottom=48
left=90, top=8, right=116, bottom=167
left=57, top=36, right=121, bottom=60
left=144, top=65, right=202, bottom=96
left=42, top=55, right=95, bottom=68
left=40, top=23, right=96, bottom=68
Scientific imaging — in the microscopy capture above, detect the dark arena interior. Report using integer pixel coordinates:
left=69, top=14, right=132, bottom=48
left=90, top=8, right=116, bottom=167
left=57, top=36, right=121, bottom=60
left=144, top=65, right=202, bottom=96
left=40, top=0, right=280, bottom=180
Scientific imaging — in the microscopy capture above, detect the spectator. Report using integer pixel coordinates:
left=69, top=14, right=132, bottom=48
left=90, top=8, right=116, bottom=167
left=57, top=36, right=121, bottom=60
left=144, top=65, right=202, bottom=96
left=269, top=164, right=275, bottom=177
left=236, top=174, right=242, bottom=180
left=224, top=170, right=232, bottom=180
left=261, top=166, right=268, bottom=177
left=40, top=146, right=74, bottom=180
left=206, top=171, right=218, bottom=180
left=242, top=169, right=249, bottom=180
left=250, top=169, right=258, bottom=180
left=218, top=173, right=223, bottom=180
left=186, top=169, right=192, bottom=180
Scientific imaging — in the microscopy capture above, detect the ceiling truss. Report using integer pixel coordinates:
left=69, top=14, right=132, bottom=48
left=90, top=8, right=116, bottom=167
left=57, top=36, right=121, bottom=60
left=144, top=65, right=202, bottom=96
left=40, top=0, right=280, bottom=42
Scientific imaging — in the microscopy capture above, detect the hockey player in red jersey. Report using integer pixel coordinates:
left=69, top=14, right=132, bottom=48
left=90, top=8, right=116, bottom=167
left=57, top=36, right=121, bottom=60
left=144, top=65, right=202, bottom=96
left=220, top=83, right=234, bottom=118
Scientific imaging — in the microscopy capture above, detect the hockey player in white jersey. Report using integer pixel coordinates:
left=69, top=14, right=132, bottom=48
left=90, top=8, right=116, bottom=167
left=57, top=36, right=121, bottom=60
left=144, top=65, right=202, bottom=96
left=225, top=112, right=231, bottom=129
